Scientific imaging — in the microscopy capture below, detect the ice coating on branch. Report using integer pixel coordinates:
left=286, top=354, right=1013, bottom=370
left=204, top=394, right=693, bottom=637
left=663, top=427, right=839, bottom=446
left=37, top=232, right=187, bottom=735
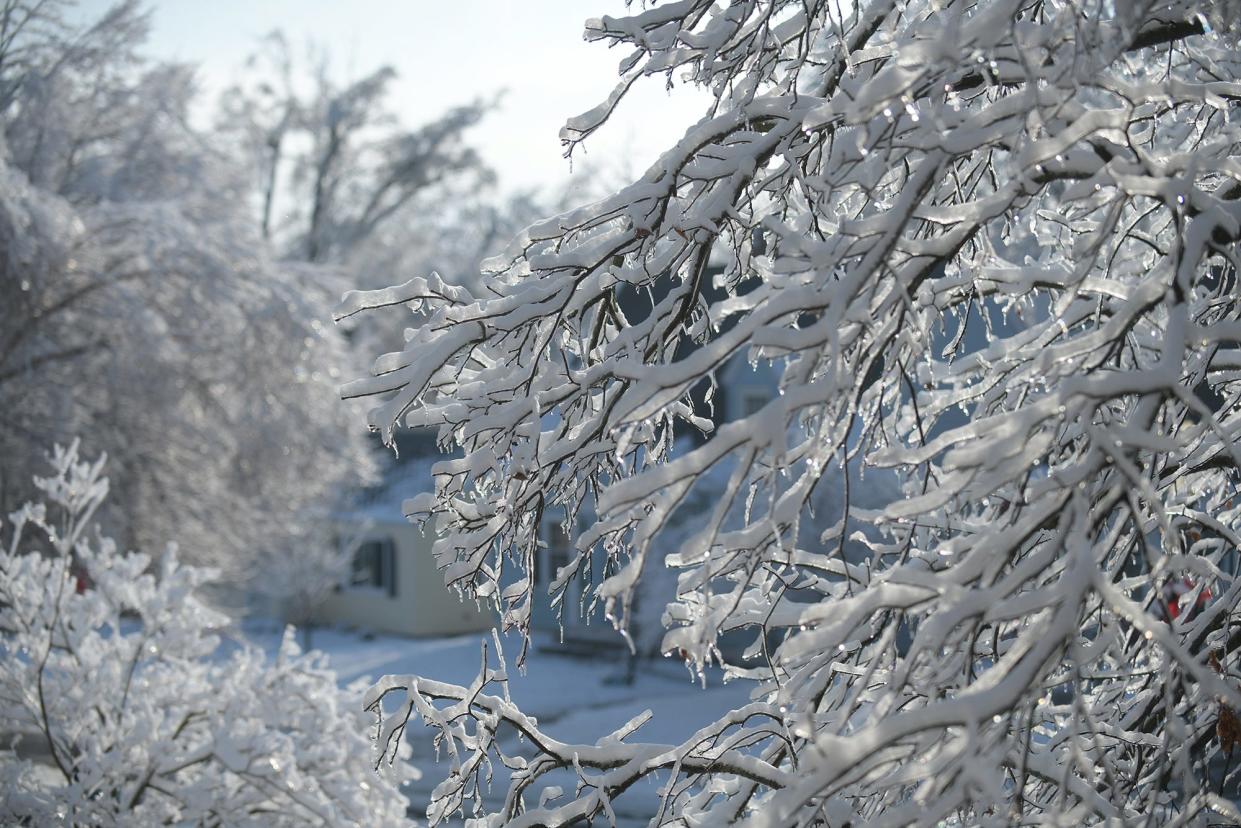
left=342, top=0, right=1241, bottom=824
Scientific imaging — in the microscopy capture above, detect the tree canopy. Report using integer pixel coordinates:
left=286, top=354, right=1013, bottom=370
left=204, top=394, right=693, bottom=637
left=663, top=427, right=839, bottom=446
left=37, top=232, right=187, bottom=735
left=347, top=1, right=1241, bottom=824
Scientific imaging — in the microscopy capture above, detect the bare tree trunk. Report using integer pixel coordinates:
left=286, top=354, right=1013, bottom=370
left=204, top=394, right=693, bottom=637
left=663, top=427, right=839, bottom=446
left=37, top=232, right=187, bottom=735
left=305, top=123, right=340, bottom=264
left=260, top=137, right=280, bottom=241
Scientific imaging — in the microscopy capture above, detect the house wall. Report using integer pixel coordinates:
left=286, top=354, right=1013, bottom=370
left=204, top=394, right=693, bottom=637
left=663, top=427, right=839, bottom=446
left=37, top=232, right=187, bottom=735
left=719, top=354, right=780, bottom=423
left=412, top=544, right=494, bottom=635
left=316, top=519, right=492, bottom=637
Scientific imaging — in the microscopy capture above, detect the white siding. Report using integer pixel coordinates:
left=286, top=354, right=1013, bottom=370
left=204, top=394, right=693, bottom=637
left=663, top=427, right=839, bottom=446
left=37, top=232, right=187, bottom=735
left=316, top=519, right=491, bottom=637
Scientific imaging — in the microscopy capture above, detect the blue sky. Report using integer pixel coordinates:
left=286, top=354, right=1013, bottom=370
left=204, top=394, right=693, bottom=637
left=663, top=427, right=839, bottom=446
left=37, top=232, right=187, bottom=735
left=73, top=1, right=707, bottom=196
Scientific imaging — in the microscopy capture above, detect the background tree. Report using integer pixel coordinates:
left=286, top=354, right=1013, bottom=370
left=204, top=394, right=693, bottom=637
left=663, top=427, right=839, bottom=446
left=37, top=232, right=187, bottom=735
left=347, top=1, right=1241, bottom=823
left=218, top=34, right=493, bottom=266
left=0, top=1, right=374, bottom=593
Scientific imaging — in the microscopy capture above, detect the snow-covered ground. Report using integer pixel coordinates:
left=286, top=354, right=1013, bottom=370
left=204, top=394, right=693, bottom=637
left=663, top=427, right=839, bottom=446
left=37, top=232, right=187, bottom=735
left=236, top=621, right=754, bottom=823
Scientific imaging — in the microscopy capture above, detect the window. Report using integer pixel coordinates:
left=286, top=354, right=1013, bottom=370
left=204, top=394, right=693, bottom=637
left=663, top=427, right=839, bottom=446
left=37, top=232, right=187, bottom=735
left=533, top=542, right=572, bottom=588
left=740, top=389, right=768, bottom=417
left=543, top=546, right=571, bottom=586
left=536, top=516, right=573, bottom=585
left=351, top=537, right=397, bottom=598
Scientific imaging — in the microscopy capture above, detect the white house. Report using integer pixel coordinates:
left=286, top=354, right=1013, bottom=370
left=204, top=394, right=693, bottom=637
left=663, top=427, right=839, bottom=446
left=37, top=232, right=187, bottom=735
left=314, top=445, right=492, bottom=638
left=316, top=255, right=779, bottom=644
left=314, top=252, right=880, bottom=646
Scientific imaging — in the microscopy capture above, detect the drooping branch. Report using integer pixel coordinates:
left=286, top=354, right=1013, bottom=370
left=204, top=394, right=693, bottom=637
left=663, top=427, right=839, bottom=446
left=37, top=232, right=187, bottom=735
left=346, top=1, right=1241, bottom=823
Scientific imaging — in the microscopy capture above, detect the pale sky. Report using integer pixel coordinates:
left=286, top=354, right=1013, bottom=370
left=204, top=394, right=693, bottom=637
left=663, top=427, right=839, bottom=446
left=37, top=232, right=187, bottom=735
left=74, top=1, right=709, bottom=197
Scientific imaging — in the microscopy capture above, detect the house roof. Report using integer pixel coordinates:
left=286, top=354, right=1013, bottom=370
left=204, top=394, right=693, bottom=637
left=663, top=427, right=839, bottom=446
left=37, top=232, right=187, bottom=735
left=335, top=432, right=445, bottom=525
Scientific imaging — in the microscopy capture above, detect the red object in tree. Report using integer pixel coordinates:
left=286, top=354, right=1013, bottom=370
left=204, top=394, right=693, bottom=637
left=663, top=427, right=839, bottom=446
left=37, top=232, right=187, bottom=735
left=70, top=564, right=90, bottom=594
left=1164, top=577, right=1211, bottom=621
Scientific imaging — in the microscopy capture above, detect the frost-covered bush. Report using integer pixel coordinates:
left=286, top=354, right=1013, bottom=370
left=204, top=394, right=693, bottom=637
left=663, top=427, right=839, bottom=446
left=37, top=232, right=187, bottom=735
left=345, top=1, right=1241, bottom=824
left=0, top=443, right=413, bottom=826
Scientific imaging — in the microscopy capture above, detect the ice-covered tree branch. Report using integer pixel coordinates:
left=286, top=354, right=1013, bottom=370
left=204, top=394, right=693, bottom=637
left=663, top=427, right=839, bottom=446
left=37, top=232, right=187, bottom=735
left=344, top=1, right=1241, bottom=823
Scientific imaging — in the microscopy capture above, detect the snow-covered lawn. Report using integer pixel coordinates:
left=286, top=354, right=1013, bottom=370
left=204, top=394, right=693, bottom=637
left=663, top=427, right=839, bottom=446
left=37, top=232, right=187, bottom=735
left=237, top=622, right=753, bottom=822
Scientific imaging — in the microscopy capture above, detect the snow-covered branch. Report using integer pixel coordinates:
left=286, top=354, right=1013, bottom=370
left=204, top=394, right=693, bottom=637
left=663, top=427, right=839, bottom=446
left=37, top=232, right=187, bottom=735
left=0, top=443, right=414, bottom=826
left=345, top=1, right=1241, bottom=823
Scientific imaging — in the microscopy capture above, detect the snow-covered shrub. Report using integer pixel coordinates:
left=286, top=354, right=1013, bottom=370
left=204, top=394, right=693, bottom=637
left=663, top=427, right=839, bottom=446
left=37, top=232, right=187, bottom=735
left=345, top=1, right=1241, bottom=824
left=0, top=443, right=413, bottom=826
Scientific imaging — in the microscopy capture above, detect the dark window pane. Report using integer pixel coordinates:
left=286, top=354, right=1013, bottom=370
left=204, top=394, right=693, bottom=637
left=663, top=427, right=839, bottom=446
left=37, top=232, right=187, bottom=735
left=385, top=541, right=397, bottom=598
left=352, top=538, right=397, bottom=594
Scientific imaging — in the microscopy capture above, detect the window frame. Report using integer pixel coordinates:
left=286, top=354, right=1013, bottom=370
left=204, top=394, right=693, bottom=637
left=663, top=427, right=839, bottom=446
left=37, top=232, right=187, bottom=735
left=349, top=536, right=398, bottom=598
